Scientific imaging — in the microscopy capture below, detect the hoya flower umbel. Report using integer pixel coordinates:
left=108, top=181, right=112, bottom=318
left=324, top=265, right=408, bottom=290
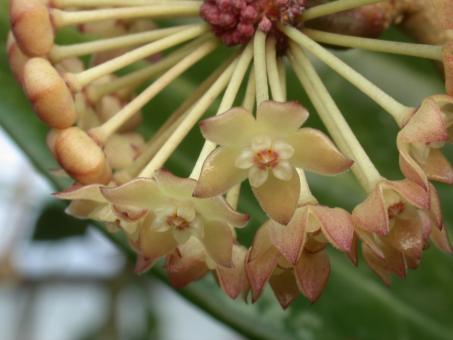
left=195, top=101, right=352, bottom=224
left=397, top=95, right=453, bottom=188
left=101, top=170, right=249, bottom=267
left=201, top=0, right=306, bottom=46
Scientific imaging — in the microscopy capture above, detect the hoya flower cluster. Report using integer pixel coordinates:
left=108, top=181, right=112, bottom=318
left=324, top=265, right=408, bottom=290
left=7, top=0, right=453, bottom=308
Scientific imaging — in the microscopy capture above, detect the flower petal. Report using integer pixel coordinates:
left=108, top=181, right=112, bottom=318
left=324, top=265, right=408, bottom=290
left=55, top=183, right=106, bottom=202
left=362, top=243, right=392, bottom=286
left=245, top=247, right=278, bottom=302
left=289, top=128, right=353, bottom=175
left=246, top=224, right=279, bottom=300
left=200, top=107, right=256, bottom=147
left=384, top=179, right=429, bottom=210
left=431, top=226, right=453, bottom=253
left=139, top=216, right=178, bottom=259
left=135, top=255, right=157, bottom=275
left=269, top=269, right=300, bottom=309
left=294, top=250, right=330, bottom=303
left=154, top=169, right=196, bottom=199
left=101, top=178, right=165, bottom=209
left=252, top=172, right=300, bottom=225
left=166, top=238, right=209, bottom=288
left=272, top=161, right=293, bottom=181
left=385, top=214, right=424, bottom=269
left=310, top=206, right=354, bottom=252
left=194, top=147, right=248, bottom=197
left=267, top=207, right=307, bottom=265
left=424, top=149, right=453, bottom=184
left=172, top=228, right=192, bottom=244
left=216, top=245, right=249, bottom=299
left=256, top=101, right=309, bottom=133
left=352, top=184, right=389, bottom=235
left=249, top=167, right=269, bottom=187
left=194, top=196, right=249, bottom=227
left=201, top=220, right=234, bottom=267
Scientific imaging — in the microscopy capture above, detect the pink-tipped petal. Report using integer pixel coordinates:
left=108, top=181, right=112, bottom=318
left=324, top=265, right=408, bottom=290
left=431, top=226, right=453, bottom=253
left=55, top=183, right=106, bottom=202
left=252, top=172, right=300, bottom=225
left=311, top=206, right=354, bottom=252
left=154, top=169, right=196, bottom=199
left=384, top=180, right=430, bottom=210
left=135, top=255, right=156, bottom=275
left=398, top=147, right=429, bottom=190
left=428, top=183, right=443, bottom=229
left=424, top=149, right=453, bottom=184
left=194, top=147, right=248, bottom=198
left=289, top=128, right=353, bottom=175
left=166, top=240, right=209, bottom=288
left=399, top=98, right=448, bottom=145
left=256, top=101, right=309, bottom=133
left=269, top=269, right=301, bottom=309
left=267, top=207, right=307, bottom=264
left=195, top=196, right=249, bottom=227
left=201, top=220, right=234, bottom=267
left=245, top=248, right=278, bottom=302
left=200, top=107, right=256, bottom=147
left=362, top=243, right=392, bottom=286
left=101, top=178, right=165, bottom=209
left=352, top=185, right=389, bottom=235
left=294, top=250, right=330, bottom=303
left=216, top=245, right=249, bottom=299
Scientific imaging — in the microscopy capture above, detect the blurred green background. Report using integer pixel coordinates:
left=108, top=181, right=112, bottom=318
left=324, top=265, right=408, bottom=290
left=0, top=0, right=452, bottom=339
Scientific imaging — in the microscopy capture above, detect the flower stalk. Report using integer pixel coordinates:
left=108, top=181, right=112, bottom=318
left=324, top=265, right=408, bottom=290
left=281, top=25, right=414, bottom=127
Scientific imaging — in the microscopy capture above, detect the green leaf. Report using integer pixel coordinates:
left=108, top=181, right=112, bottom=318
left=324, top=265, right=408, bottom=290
left=2, top=3, right=453, bottom=339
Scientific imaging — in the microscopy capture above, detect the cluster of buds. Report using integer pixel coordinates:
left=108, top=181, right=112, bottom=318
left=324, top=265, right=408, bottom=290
left=7, top=0, right=453, bottom=309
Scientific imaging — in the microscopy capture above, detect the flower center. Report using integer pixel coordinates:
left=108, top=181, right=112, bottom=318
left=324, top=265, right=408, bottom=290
left=166, top=214, right=191, bottom=230
left=388, top=202, right=405, bottom=219
left=235, top=136, right=295, bottom=187
left=254, top=149, right=280, bottom=169
left=200, top=0, right=306, bottom=46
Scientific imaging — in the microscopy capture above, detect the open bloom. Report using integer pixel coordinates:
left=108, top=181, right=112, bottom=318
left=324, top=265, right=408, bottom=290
left=101, top=170, right=248, bottom=267
left=397, top=95, right=453, bottom=189
left=194, top=101, right=352, bottom=224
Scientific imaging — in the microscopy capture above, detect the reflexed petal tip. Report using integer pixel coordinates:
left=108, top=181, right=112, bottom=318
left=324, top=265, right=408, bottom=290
left=256, top=100, right=309, bottom=132
left=101, top=177, right=164, bottom=209
left=154, top=169, right=196, bottom=199
left=289, top=128, right=353, bottom=175
left=200, top=107, right=256, bottom=147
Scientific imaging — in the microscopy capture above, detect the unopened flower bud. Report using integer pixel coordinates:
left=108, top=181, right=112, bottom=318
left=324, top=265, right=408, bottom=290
left=96, top=95, right=143, bottom=132
left=6, top=32, right=29, bottom=83
left=23, top=58, right=77, bottom=129
left=54, top=127, right=112, bottom=184
left=104, top=133, right=145, bottom=170
left=9, top=0, right=54, bottom=56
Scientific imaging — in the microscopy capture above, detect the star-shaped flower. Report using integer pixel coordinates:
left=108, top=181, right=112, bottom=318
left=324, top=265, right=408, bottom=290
left=101, top=170, right=249, bottom=267
left=194, top=101, right=352, bottom=224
